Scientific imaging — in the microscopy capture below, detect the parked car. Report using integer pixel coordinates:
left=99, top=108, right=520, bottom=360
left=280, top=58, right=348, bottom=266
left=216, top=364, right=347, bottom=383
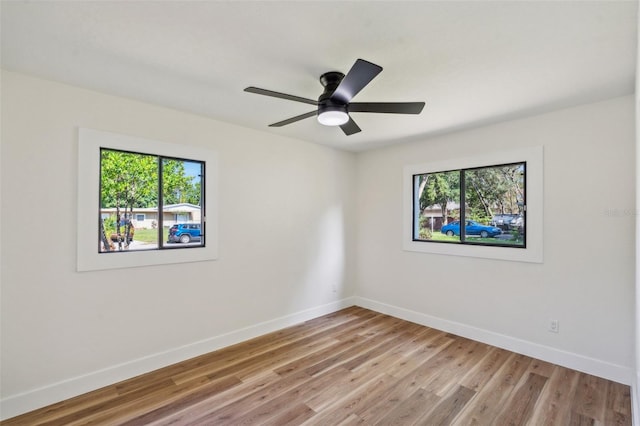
left=490, top=213, right=523, bottom=230
left=441, top=220, right=502, bottom=238
left=167, top=223, right=202, bottom=243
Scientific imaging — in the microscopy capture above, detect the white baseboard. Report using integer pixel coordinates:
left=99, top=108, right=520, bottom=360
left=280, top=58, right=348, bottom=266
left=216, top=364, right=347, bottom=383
left=354, top=297, right=634, bottom=386
left=0, top=297, right=356, bottom=421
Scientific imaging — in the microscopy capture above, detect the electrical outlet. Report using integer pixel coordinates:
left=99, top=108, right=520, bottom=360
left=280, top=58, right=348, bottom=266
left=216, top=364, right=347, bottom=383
left=549, top=319, right=559, bottom=333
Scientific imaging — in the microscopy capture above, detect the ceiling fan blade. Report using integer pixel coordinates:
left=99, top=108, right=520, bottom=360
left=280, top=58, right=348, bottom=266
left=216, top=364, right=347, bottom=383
left=349, top=102, right=425, bottom=114
left=331, top=59, right=383, bottom=104
left=269, top=110, right=317, bottom=127
left=340, top=116, right=362, bottom=136
left=245, top=87, right=318, bottom=106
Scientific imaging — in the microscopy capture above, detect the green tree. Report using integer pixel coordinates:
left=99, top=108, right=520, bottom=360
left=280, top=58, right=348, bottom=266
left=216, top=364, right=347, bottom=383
left=100, top=150, right=158, bottom=250
left=100, top=150, right=158, bottom=209
left=162, top=159, right=191, bottom=205
left=465, top=164, right=524, bottom=221
left=418, top=171, right=460, bottom=224
left=182, top=181, right=202, bottom=206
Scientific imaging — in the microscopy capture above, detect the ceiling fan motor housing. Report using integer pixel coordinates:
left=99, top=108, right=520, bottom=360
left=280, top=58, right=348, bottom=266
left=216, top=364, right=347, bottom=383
left=318, top=71, right=345, bottom=104
left=317, top=71, right=349, bottom=124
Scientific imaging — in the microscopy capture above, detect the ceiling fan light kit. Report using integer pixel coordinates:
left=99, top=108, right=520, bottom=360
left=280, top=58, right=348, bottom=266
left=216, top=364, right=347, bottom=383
left=317, top=109, right=349, bottom=126
left=245, top=59, right=425, bottom=136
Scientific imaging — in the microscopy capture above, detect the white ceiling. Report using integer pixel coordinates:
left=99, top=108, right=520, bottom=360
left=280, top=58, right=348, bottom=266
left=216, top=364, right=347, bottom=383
left=1, top=1, right=637, bottom=151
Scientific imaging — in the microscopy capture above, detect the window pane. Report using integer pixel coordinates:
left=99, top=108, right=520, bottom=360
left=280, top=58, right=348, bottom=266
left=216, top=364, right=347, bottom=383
left=163, top=158, right=204, bottom=248
left=414, top=170, right=460, bottom=243
left=99, top=149, right=159, bottom=252
left=463, top=163, right=525, bottom=246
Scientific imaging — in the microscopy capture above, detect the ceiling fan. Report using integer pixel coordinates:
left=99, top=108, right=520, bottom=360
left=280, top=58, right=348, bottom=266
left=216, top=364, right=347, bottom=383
left=244, top=59, right=425, bottom=136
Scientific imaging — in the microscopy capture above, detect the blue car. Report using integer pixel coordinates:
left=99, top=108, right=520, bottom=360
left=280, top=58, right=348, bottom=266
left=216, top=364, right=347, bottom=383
left=441, top=220, right=502, bottom=238
left=167, top=223, right=202, bottom=243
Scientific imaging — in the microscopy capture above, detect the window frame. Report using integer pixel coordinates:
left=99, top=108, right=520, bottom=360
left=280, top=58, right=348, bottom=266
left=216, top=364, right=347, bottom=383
left=77, top=128, right=218, bottom=271
left=403, top=146, right=543, bottom=263
left=412, top=161, right=527, bottom=248
left=98, top=147, right=206, bottom=252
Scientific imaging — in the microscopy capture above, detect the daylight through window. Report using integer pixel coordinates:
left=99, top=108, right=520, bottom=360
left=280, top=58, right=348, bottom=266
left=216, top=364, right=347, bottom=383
left=413, top=162, right=525, bottom=248
left=99, top=148, right=205, bottom=253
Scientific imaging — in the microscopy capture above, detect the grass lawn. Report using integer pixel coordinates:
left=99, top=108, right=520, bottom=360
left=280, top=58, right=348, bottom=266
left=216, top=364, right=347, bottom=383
left=429, top=232, right=524, bottom=246
left=130, top=227, right=169, bottom=243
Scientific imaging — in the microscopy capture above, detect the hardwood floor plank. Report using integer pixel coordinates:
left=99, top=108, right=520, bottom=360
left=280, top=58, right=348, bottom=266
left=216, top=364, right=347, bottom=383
left=302, top=323, right=406, bottom=377
left=260, top=403, right=316, bottom=426
left=349, top=326, right=439, bottom=377
left=353, top=374, right=430, bottom=424
left=401, top=336, right=486, bottom=397
left=339, top=329, right=423, bottom=372
left=458, top=346, right=512, bottom=391
left=183, top=371, right=313, bottom=425
left=526, top=358, right=557, bottom=379
left=527, top=366, right=581, bottom=425
left=234, top=367, right=349, bottom=424
left=337, top=413, right=365, bottom=425
left=450, top=353, right=532, bottom=425
left=300, top=372, right=389, bottom=425
left=605, top=380, right=632, bottom=425
left=420, top=339, right=491, bottom=397
left=303, top=372, right=401, bottom=424
left=169, top=309, right=370, bottom=386
left=384, top=332, right=455, bottom=379
left=1, top=307, right=630, bottom=426
left=572, top=373, right=610, bottom=423
left=303, top=365, right=392, bottom=413
left=145, top=370, right=283, bottom=425
left=355, top=341, right=463, bottom=423
left=492, top=372, right=548, bottom=425
left=35, top=378, right=177, bottom=426
left=417, top=384, right=475, bottom=425
left=273, top=335, right=366, bottom=377
left=117, top=375, right=242, bottom=425
left=373, top=387, right=440, bottom=425
left=569, top=411, right=597, bottom=425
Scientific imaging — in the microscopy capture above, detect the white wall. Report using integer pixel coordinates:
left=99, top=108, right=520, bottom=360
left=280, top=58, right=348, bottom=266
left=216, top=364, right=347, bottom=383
left=0, top=71, right=357, bottom=417
left=1, top=70, right=636, bottom=419
left=355, top=96, right=635, bottom=383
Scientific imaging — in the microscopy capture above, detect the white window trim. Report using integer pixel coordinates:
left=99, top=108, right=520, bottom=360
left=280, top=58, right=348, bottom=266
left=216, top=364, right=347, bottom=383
left=77, top=128, right=219, bottom=271
left=402, top=146, right=543, bottom=263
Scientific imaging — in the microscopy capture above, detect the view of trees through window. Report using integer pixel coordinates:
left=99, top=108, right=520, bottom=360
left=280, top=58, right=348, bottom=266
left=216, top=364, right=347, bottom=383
left=99, top=148, right=204, bottom=252
left=414, top=162, right=525, bottom=247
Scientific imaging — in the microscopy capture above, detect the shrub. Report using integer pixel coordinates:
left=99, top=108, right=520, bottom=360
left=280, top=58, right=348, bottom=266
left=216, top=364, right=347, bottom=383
left=417, top=215, right=434, bottom=240
left=418, top=228, right=432, bottom=240
left=102, top=215, right=116, bottom=234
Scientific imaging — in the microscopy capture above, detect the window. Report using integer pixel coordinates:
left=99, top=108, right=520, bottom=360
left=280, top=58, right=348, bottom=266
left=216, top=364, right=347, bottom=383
left=99, top=148, right=205, bottom=252
left=413, top=162, right=525, bottom=248
left=78, top=128, right=218, bottom=271
left=403, top=146, right=543, bottom=263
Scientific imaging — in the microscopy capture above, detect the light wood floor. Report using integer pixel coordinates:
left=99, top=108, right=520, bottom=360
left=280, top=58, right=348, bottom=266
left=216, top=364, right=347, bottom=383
left=2, top=307, right=632, bottom=425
